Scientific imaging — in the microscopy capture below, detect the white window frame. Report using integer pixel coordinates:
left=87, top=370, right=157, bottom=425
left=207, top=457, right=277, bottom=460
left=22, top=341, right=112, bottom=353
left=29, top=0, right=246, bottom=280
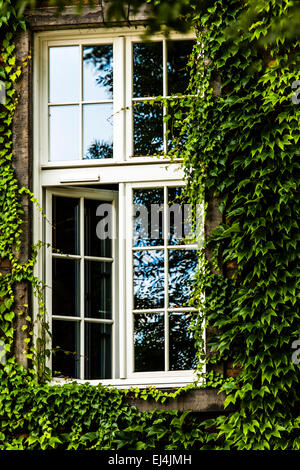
left=125, top=181, right=199, bottom=384
left=45, top=187, right=118, bottom=381
left=33, top=27, right=203, bottom=388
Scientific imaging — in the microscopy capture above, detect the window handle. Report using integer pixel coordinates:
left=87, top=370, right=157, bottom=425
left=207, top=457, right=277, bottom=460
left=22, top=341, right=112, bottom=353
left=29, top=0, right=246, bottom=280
left=60, top=175, right=100, bottom=184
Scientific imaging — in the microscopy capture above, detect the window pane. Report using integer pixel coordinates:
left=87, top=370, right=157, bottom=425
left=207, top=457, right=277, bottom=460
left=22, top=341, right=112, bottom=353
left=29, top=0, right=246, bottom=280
left=134, top=313, right=164, bottom=371
left=53, top=196, right=79, bottom=255
left=83, top=45, right=113, bottom=101
left=168, top=249, right=197, bottom=307
left=169, top=313, right=196, bottom=370
left=84, top=199, right=112, bottom=258
left=49, top=105, right=79, bottom=161
left=83, top=104, right=113, bottom=159
left=134, top=101, right=163, bottom=156
left=167, top=40, right=194, bottom=95
left=133, top=42, right=163, bottom=98
left=52, top=320, right=80, bottom=378
left=85, top=322, right=112, bottom=379
left=167, top=103, right=189, bottom=153
left=52, top=258, right=80, bottom=317
left=134, top=250, right=164, bottom=309
left=168, top=187, right=193, bottom=245
left=133, top=188, right=164, bottom=247
left=85, top=261, right=112, bottom=319
left=49, top=46, right=79, bottom=103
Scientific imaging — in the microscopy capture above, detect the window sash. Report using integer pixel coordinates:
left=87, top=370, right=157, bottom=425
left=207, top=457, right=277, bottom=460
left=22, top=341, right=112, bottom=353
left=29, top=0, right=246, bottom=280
left=36, top=28, right=195, bottom=166
left=125, top=181, right=199, bottom=379
left=45, top=188, right=118, bottom=380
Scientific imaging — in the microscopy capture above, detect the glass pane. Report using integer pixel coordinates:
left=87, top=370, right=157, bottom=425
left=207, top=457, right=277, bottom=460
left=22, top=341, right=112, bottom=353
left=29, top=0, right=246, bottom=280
left=134, top=313, right=164, bottom=371
left=168, top=187, right=193, bottom=245
left=169, top=313, right=196, bottom=370
left=52, top=320, right=80, bottom=378
left=133, top=188, right=164, bottom=247
left=49, top=46, right=79, bottom=103
left=85, top=261, right=112, bottom=319
left=134, top=101, right=163, bottom=156
left=83, top=104, right=113, bottom=159
left=49, top=105, right=79, bottom=161
left=168, top=249, right=197, bottom=307
left=52, top=258, right=80, bottom=317
left=83, top=45, right=113, bottom=101
left=167, top=40, right=194, bottom=95
left=85, top=322, right=112, bottom=379
left=85, top=199, right=112, bottom=257
left=133, top=42, right=163, bottom=98
left=167, top=103, right=189, bottom=153
left=52, top=196, right=79, bottom=255
left=134, top=250, right=164, bottom=309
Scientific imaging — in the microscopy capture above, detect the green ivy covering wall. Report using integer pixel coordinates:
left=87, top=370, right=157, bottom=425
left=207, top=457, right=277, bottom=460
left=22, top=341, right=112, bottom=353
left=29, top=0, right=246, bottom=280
left=178, top=0, right=300, bottom=450
left=0, top=0, right=299, bottom=450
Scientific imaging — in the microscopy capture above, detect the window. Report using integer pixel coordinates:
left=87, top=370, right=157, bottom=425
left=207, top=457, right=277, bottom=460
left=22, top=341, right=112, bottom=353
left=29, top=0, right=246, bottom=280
left=48, top=189, right=117, bottom=380
left=33, top=28, right=201, bottom=387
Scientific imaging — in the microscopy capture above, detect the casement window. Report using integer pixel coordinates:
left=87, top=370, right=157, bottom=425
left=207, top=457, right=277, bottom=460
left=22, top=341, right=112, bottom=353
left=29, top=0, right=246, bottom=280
left=33, top=28, right=201, bottom=387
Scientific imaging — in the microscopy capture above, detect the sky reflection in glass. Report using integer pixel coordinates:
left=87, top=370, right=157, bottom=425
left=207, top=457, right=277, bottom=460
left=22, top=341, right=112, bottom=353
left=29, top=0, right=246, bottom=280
left=83, top=45, right=113, bottom=101
left=49, top=46, right=79, bottom=103
left=83, top=104, right=113, bottom=159
left=49, top=105, right=79, bottom=161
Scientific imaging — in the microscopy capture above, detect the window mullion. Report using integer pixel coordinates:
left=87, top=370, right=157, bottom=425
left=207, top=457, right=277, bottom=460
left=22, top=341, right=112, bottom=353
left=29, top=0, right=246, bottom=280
left=46, top=192, right=53, bottom=372
left=80, top=197, right=85, bottom=379
left=164, top=185, right=169, bottom=371
left=79, top=44, right=83, bottom=160
left=118, top=183, right=127, bottom=378
left=127, top=38, right=134, bottom=160
left=163, top=39, right=168, bottom=154
left=114, top=36, right=126, bottom=162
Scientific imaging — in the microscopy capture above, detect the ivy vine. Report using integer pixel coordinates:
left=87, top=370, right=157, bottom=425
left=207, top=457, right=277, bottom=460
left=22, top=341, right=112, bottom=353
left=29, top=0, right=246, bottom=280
left=172, top=0, right=300, bottom=450
left=0, top=0, right=299, bottom=451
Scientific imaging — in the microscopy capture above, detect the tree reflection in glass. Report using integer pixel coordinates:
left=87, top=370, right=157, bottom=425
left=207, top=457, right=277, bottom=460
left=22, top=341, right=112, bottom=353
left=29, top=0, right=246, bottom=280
left=168, top=186, right=194, bottom=245
left=133, top=42, right=163, bottom=156
left=132, top=186, right=198, bottom=372
left=168, top=249, right=197, bottom=307
left=82, top=45, right=114, bottom=159
left=134, top=250, right=164, bottom=309
left=169, top=313, right=196, bottom=370
left=83, top=103, right=113, bottom=159
left=133, top=188, right=164, bottom=247
left=133, top=102, right=163, bottom=156
left=83, top=45, right=113, bottom=101
left=133, top=42, right=163, bottom=98
left=134, top=313, right=164, bottom=371
left=167, top=40, right=194, bottom=95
